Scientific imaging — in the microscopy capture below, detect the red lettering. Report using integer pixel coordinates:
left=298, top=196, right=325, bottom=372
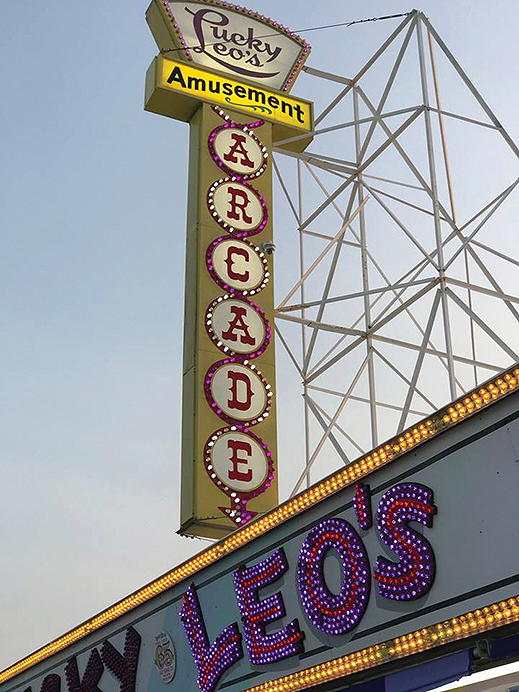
left=227, top=186, right=253, bottom=224
left=223, top=132, right=255, bottom=169
left=40, top=676, right=60, bottom=692
left=222, top=306, right=256, bottom=346
left=227, top=370, right=254, bottom=411
left=100, top=627, right=141, bottom=692
left=225, top=245, right=250, bottom=282
left=227, top=439, right=253, bottom=482
left=65, top=650, right=103, bottom=692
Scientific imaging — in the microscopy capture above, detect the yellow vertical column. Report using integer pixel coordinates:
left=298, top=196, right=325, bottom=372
left=180, top=103, right=278, bottom=538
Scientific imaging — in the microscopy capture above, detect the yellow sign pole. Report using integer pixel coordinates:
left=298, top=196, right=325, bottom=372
left=179, top=103, right=281, bottom=537
left=145, top=1, right=313, bottom=538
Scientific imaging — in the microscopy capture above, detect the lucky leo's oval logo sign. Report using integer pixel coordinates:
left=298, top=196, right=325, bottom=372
left=150, top=0, right=311, bottom=91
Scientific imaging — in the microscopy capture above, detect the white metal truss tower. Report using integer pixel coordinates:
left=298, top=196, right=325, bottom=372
left=273, top=10, right=519, bottom=498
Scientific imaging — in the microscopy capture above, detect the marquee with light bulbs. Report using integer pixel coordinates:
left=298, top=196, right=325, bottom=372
left=1, top=367, right=519, bottom=692
left=2, top=4, right=518, bottom=692
left=143, top=0, right=313, bottom=538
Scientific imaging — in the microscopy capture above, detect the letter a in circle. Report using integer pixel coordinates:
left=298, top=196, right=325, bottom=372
left=223, top=133, right=255, bottom=169
left=222, top=306, right=256, bottom=346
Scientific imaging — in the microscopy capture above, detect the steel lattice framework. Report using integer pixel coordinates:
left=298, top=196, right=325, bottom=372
left=272, top=10, right=519, bottom=498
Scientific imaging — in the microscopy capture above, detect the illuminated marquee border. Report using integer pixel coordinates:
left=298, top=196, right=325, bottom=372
left=204, top=358, right=273, bottom=426
left=208, top=121, right=268, bottom=179
left=244, top=596, right=519, bottom=691
left=206, top=236, right=270, bottom=296
left=204, top=294, right=272, bottom=358
left=159, top=0, right=311, bottom=92
left=1, top=366, right=518, bottom=685
left=207, top=178, right=269, bottom=237
left=204, top=426, right=275, bottom=501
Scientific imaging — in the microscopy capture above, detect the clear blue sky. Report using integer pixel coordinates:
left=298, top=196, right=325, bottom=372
left=1, top=0, right=517, bottom=669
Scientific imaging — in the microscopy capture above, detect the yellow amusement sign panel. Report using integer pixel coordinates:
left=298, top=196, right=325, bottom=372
left=145, top=57, right=313, bottom=145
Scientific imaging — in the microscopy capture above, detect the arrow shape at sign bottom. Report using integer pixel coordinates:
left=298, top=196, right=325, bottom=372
left=219, top=502, right=257, bottom=527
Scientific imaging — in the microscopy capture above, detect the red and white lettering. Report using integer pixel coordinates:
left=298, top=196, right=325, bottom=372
left=211, top=181, right=266, bottom=233
left=221, top=306, right=256, bottom=346
left=212, top=126, right=266, bottom=177
left=227, top=186, right=253, bottom=224
left=207, top=297, right=269, bottom=357
left=205, top=430, right=271, bottom=494
left=223, top=132, right=255, bottom=169
left=207, top=362, right=271, bottom=424
left=209, top=238, right=267, bottom=293
left=225, top=245, right=250, bottom=282
left=227, top=439, right=253, bottom=482
left=227, top=369, right=255, bottom=411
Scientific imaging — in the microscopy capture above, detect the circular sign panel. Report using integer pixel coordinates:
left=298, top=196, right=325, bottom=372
left=206, top=296, right=270, bottom=357
left=205, top=360, right=272, bottom=425
left=208, top=180, right=267, bottom=235
left=206, top=429, right=271, bottom=494
left=210, top=126, right=267, bottom=177
left=153, top=632, right=176, bottom=683
left=207, top=237, right=269, bottom=295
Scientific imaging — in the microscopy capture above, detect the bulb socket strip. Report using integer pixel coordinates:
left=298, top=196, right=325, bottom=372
left=244, top=596, right=519, bottom=691
left=354, top=483, right=372, bottom=530
left=233, top=548, right=304, bottom=665
left=179, top=585, right=242, bottom=692
left=1, top=335, right=516, bottom=679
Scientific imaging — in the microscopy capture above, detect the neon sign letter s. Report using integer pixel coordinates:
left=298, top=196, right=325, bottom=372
left=374, top=483, right=436, bottom=601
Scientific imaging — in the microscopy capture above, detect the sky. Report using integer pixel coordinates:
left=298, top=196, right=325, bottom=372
left=1, top=0, right=518, bottom=673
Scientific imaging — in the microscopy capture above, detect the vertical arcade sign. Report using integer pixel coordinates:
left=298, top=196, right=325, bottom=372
left=145, top=0, right=313, bottom=538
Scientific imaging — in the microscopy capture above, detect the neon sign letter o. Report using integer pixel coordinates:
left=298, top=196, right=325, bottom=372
left=297, top=518, right=370, bottom=635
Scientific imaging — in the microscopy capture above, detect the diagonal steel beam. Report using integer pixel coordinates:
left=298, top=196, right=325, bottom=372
left=314, top=11, right=416, bottom=125
left=446, top=288, right=518, bottom=361
left=300, top=108, right=423, bottom=230
left=374, top=348, right=438, bottom=410
left=277, top=197, right=369, bottom=309
left=275, top=313, right=365, bottom=337
left=359, top=16, right=418, bottom=160
left=308, top=384, right=430, bottom=417
left=277, top=277, right=435, bottom=313
left=444, top=178, right=519, bottom=270
left=422, top=14, right=519, bottom=158
left=302, top=179, right=359, bottom=372
left=397, top=290, right=441, bottom=432
left=363, top=181, right=439, bottom=267
left=306, top=396, right=362, bottom=456
left=446, top=278, right=519, bottom=306
left=304, top=395, right=350, bottom=467
left=290, top=355, right=370, bottom=497
left=471, top=239, right=519, bottom=269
